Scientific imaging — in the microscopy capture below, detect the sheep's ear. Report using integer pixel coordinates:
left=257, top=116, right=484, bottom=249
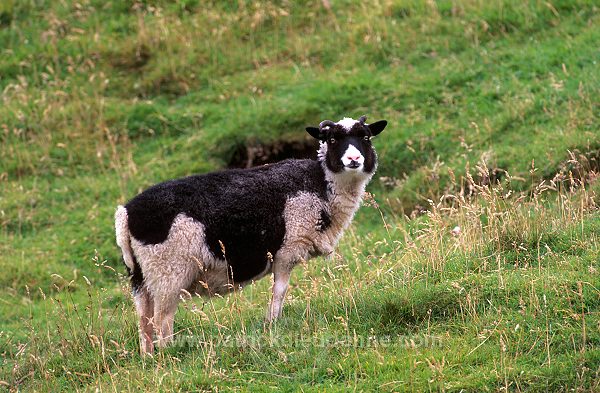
left=306, top=126, right=326, bottom=141
left=368, top=120, right=387, bottom=136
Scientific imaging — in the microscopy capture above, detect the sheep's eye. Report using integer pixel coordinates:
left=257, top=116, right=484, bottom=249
left=329, top=138, right=336, bottom=144
left=364, top=136, right=371, bottom=141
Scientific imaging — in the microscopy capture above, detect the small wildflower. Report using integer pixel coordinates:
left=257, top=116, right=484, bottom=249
left=451, top=226, right=461, bottom=236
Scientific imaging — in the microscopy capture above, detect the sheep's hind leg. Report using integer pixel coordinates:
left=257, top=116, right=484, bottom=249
left=153, top=292, right=179, bottom=348
left=134, top=286, right=155, bottom=354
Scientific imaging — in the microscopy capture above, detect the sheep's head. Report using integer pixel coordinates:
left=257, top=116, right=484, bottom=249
left=306, top=116, right=387, bottom=176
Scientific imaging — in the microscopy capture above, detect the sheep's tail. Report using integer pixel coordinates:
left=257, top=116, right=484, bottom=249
left=115, top=205, right=136, bottom=274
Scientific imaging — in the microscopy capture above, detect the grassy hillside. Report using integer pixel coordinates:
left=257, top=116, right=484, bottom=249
left=1, top=0, right=598, bottom=391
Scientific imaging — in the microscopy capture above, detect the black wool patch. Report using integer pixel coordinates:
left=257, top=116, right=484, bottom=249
left=317, top=209, right=332, bottom=232
left=124, top=254, right=145, bottom=294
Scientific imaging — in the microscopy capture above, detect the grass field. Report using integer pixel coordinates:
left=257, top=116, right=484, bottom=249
left=0, top=0, right=599, bottom=391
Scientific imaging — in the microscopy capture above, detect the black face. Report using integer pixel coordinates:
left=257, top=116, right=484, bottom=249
left=306, top=118, right=387, bottom=175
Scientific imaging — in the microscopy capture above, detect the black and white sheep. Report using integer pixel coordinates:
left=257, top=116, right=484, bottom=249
left=115, top=115, right=387, bottom=353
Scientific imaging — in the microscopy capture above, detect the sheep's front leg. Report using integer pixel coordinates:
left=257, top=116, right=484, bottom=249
left=266, top=268, right=291, bottom=323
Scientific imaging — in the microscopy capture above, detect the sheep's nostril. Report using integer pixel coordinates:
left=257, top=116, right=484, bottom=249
left=347, top=155, right=360, bottom=161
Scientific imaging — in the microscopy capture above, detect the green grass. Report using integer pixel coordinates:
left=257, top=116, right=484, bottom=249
left=1, top=0, right=599, bottom=391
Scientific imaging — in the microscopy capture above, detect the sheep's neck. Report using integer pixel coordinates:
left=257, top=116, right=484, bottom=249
left=326, top=172, right=371, bottom=231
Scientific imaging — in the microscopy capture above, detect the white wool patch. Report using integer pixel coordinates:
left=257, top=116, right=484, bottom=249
left=341, top=144, right=365, bottom=168
left=317, top=141, right=328, bottom=161
left=115, top=205, right=135, bottom=272
left=278, top=192, right=332, bottom=265
left=130, top=214, right=231, bottom=297
left=337, top=117, right=358, bottom=131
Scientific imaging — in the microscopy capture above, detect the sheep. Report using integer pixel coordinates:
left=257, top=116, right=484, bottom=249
left=115, top=115, right=387, bottom=354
